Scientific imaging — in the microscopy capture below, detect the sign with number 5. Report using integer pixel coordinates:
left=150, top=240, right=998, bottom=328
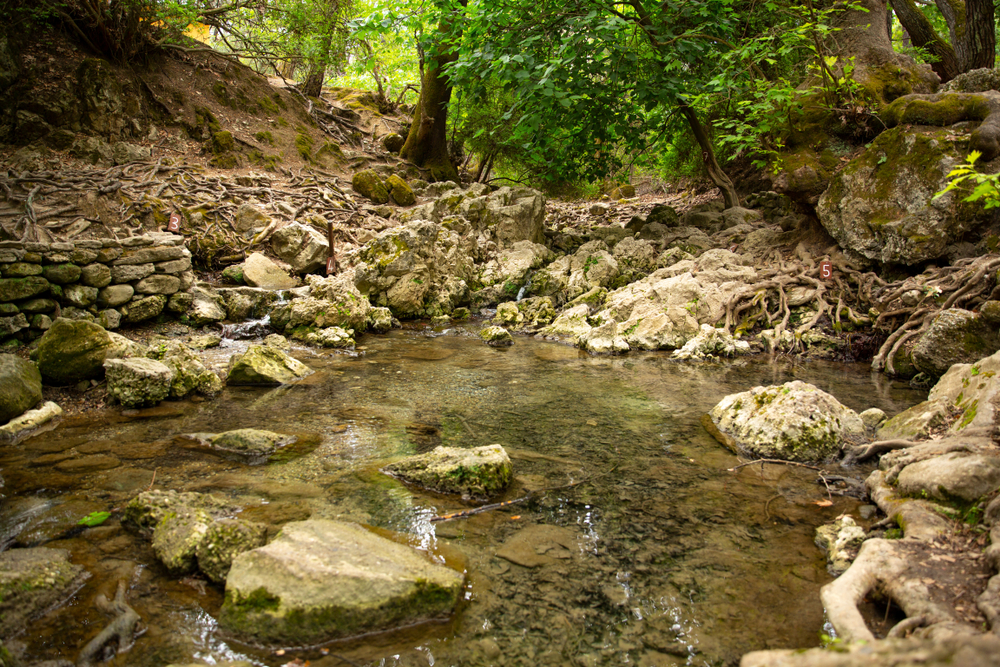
left=820, top=261, right=832, bottom=280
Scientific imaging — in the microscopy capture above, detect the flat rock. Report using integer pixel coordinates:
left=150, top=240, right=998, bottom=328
left=227, top=344, right=313, bottom=385
left=496, top=524, right=579, bottom=568
left=104, top=357, right=174, bottom=408
left=895, top=451, right=1000, bottom=503
left=241, top=252, right=297, bottom=289
left=220, top=519, right=464, bottom=645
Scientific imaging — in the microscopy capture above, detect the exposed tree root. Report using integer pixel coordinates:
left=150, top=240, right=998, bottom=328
left=77, top=580, right=144, bottom=667
left=842, top=439, right=922, bottom=465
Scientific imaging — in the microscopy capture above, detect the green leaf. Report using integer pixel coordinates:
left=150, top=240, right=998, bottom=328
left=78, top=511, right=111, bottom=527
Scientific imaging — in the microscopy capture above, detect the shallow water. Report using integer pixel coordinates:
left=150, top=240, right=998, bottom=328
left=0, top=325, right=925, bottom=667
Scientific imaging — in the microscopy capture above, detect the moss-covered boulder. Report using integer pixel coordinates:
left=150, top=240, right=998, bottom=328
left=0, top=547, right=89, bottom=637
left=0, top=276, right=49, bottom=302
left=220, top=520, right=464, bottom=645
left=386, top=174, right=416, bottom=206
left=104, top=357, right=174, bottom=408
left=351, top=169, right=390, bottom=204
left=146, top=340, right=223, bottom=398
left=382, top=133, right=404, bottom=153
left=910, top=307, right=1000, bottom=378
left=707, top=381, right=866, bottom=462
left=817, top=125, right=987, bottom=266
left=227, top=344, right=313, bottom=385
left=480, top=325, right=514, bottom=347
left=383, top=444, right=513, bottom=499
left=152, top=506, right=213, bottom=574
left=0, top=355, right=41, bottom=424
left=35, top=318, right=114, bottom=384
left=196, top=519, right=267, bottom=584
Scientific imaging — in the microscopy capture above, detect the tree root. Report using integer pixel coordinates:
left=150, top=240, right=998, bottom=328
left=842, top=439, right=922, bottom=465
left=77, top=580, right=144, bottom=667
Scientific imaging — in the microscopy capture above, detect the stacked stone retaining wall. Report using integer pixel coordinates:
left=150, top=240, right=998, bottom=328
left=0, top=232, right=194, bottom=347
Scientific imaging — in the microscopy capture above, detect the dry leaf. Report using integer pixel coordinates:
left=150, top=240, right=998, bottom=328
left=813, top=499, right=834, bottom=507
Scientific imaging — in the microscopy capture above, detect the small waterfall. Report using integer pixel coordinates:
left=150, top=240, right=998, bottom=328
left=221, top=315, right=273, bottom=340
left=516, top=272, right=534, bottom=302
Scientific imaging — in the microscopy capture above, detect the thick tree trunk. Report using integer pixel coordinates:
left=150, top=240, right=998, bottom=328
left=400, top=36, right=458, bottom=182
left=891, top=0, right=962, bottom=81
left=301, top=30, right=334, bottom=99
left=962, top=0, right=996, bottom=70
left=678, top=102, right=738, bottom=209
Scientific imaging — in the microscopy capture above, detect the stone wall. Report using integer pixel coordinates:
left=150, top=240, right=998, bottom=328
left=0, top=232, right=194, bottom=348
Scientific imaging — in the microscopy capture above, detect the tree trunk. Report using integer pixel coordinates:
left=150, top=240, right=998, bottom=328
left=400, top=32, right=459, bottom=182
left=678, top=102, right=738, bottom=209
left=891, top=0, right=961, bottom=81
left=301, top=29, right=335, bottom=99
left=962, top=0, right=995, bottom=70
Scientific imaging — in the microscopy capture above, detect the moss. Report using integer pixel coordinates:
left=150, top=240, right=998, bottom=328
left=210, top=154, right=239, bottom=169
left=248, top=150, right=281, bottom=171
left=883, top=93, right=992, bottom=128
left=210, top=131, right=235, bottom=155
left=194, top=106, right=221, bottom=134
left=958, top=399, right=979, bottom=430
left=295, top=133, right=314, bottom=161
left=254, top=130, right=275, bottom=145
left=228, top=586, right=280, bottom=612
left=212, top=81, right=230, bottom=106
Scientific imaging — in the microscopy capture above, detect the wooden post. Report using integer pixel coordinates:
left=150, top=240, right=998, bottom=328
left=326, top=221, right=338, bottom=275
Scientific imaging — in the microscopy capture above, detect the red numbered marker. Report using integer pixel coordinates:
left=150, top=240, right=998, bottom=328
left=820, top=261, right=832, bottom=280
left=167, top=213, right=181, bottom=233
left=326, top=257, right=336, bottom=275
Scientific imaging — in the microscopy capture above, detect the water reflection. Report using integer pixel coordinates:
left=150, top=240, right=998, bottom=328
left=2, top=327, right=925, bottom=666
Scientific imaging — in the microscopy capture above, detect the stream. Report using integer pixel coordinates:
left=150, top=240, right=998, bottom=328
left=0, top=324, right=925, bottom=667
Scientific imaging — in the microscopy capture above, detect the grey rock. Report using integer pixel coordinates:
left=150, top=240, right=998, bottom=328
left=97, top=284, right=134, bottom=308
left=383, top=444, right=513, bottom=500
left=123, top=295, right=167, bottom=323
left=271, top=222, right=328, bottom=274
left=80, top=263, right=112, bottom=288
left=62, top=284, right=98, bottom=308
left=242, top=252, right=297, bottom=289
left=911, top=308, right=1000, bottom=378
left=135, top=274, right=181, bottom=295
left=110, top=263, right=154, bottom=283
left=227, top=344, right=313, bottom=385
left=104, top=357, right=174, bottom=408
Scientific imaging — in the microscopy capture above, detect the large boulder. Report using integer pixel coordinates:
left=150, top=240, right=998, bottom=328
left=241, top=252, right=297, bottom=289
left=35, top=318, right=114, bottom=384
left=817, top=125, right=987, bottom=266
left=0, top=355, right=41, bottom=424
left=351, top=169, right=390, bottom=204
left=707, top=381, right=866, bottom=462
left=910, top=306, right=1000, bottom=378
left=104, top=357, right=174, bottom=408
left=271, top=222, right=329, bottom=274
left=543, top=249, right=755, bottom=351
left=220, top=520, right=464, bottom=645
left=383, top=444, right=513, bottom=500
left=187, top=287, right=227, bottom=325
left=0, top=547, right=89, bottom=637
left=122, top=490, right=261, bottom=582
left=227, top=344, right=313, bottom=385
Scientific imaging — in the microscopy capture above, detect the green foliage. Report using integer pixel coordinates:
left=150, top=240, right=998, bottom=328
left=78, top=511, right=111, bottom=527
left=935, top=150, right=1000, bottom=210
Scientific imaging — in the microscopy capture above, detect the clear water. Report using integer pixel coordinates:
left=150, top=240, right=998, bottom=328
left=0, top=325, right=925, bottom=667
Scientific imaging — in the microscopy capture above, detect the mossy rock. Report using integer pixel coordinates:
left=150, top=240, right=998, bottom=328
left=35, top=318, right=113, bottom=384
left=219, top=520, right=463, bottom=645
left=352, top=169, right=390, bottom=204
left=210, top=131, right=235, bottom=154
left=386, top=174, right=416, bottom=206
left=382, top=444, right=513, bottom=500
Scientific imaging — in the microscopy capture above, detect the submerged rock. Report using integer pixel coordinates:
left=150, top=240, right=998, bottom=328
left=220, top=520, right=464, bottom=645
left=181, top=428, right=294, bottom=464
left=0, top=547, right=89, bottom=637
left=227, top=344, right=313, bottom=385
left=708, top=381, right=866, bottom=462
left=383, top=444, right=513, bottom=499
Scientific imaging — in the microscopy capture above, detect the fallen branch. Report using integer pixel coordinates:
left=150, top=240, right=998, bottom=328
left=77, top=580, right=143, bottom=667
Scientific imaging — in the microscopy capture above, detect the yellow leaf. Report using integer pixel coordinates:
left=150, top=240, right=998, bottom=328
left=813, top=499, right=833, bottom=507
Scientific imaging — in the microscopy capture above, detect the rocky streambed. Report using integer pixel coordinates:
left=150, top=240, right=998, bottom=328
left=0, top=326, right=931, bottom=666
